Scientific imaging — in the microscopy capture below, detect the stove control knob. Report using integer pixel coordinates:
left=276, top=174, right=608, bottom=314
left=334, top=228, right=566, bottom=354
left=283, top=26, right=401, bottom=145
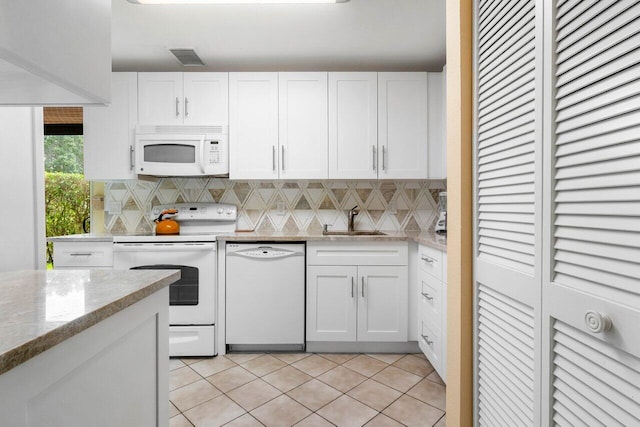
left=217, top=208, right=224, bottom=214
left=226, top=208, right=234, bottom=215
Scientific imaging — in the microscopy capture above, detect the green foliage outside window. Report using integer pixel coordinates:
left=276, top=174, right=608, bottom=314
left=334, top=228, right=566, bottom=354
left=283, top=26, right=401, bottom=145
left=44, top=135, right=89, bottom=265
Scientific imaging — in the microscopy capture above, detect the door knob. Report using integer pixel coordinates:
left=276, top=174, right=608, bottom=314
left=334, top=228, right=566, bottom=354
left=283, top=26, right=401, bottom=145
left=585, top=310, right=612, bottom=333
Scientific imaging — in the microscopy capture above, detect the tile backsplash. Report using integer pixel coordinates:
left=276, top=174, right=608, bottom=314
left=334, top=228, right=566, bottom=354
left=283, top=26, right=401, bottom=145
left=103, top=178, right=446, bottom=234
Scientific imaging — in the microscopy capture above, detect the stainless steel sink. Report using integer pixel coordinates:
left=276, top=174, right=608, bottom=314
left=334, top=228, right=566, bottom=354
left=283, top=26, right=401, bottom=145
left=322, top=230, right=386, bottom=236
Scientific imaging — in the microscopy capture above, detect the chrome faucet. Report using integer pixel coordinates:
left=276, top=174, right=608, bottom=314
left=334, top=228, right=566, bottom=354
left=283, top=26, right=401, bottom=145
left=348, top=205, right=359, bottom=232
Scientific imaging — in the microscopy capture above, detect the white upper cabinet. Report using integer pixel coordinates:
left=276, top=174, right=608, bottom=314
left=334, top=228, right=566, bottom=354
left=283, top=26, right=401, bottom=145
left=84, top=72, right=138, bottom=181
left=138, top=72, right=228, bottom=126
left=0, top=0, right=110, bottom=105
left=378, top=72, right=429, bottom=179
left=279, top=72, right=328, bottom=179
left=328, top=72, right=378, bottom=179
left=428, top=70, right=447, bottom=180
left=229, top=73, right=279, bottom=180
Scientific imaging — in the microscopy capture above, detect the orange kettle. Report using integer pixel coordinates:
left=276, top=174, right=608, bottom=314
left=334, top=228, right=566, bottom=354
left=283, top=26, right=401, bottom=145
left=155, top=209, right=180, bottom=235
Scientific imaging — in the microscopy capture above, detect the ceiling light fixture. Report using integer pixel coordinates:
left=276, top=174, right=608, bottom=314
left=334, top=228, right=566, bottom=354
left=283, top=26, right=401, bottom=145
left=128, top=0, right=349, bottom=4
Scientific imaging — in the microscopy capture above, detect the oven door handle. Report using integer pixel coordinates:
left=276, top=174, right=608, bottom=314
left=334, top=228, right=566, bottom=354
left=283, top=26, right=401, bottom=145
left=113, top=243, right=217, bottom=253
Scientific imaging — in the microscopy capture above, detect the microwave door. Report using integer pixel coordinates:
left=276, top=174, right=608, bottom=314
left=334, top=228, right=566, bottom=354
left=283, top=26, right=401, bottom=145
left=136, top=134, right=204, bottom=176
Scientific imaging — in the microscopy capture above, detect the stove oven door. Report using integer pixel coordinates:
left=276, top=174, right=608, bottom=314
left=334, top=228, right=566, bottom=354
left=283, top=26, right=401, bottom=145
left=113, top=242, right=216, bottom=325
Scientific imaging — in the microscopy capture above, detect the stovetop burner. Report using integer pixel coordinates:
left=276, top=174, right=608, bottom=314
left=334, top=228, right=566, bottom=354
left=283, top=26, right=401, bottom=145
left=113, top=203, right=237, bottom=243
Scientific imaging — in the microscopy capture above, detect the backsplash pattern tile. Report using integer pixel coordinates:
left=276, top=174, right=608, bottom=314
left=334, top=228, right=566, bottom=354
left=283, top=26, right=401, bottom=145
left=103, top=179, right=446, bottom=234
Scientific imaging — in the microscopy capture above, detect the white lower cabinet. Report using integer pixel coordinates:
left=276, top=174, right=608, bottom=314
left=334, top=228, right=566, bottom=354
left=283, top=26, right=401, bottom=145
left=306, top=242, right=408, bottom=343
left=417, top=244, right=447, bottom=382
left=52, top=241, right=113, bottom=269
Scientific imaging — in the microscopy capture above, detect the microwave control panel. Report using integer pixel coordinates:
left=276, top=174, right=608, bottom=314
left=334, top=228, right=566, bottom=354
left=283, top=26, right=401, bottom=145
left=206, top=140, right=222, bottom=165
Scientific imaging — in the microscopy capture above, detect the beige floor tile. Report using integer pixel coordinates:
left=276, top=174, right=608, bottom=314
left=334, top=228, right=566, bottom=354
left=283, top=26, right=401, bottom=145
left=317, top=353, right=358, bottom=364
left=412, top=352, right=427, bottom=359
left=317, top=394, right=378, bottom=427
left=346, top=379, right=402, bottom=412
left=207, top=366, right=258, bottom=393
left=184, top=395, right=246, bottom=427
left=317, top=366, right=367, bottom=393
left=434, top=415, right=446, bottom=427
left=171, top=358, right=187, bottom=371
left=171, top=379, right=223, bottom=412
left=223, top=413, right=264, bottom=427
left=250, top=395, right=311, bottom=427
left=364, top=414, right=404, bottom=427
left=393, top=354, right=434, bottom=377
left=171, top=413, right=194, bottom=427
left=382, top=395, right=444, bottom=427
left=371, top=366, right=422, bottom=393
left=343, top=355, right=388, bottom=377
left=170, top=401, right=181, bottom=418
left=227, top=379, right=283, bottom=412
left=171, top=366, right=202, bottom=391
left=181, top=358, right=206, bottom=365
left=406, top=378, right=446, bottom=410
left=241, top=354, right=287, bottom=377
left=286, top=379, right=342, bottom=411
left=225, top=353, right=264, bottom=365
left=291, top=355, right=338, bottom=377
left=262, top=366, right=312, bottom=392
left=365, top=354, right=404, bottom=364
left=294, top=413, right=334, bottom=427
left=191, top=356, right=238, bottom=378
left=427, top=370, right=445, bottom=385
left=272, top=353, right=312, bottom=364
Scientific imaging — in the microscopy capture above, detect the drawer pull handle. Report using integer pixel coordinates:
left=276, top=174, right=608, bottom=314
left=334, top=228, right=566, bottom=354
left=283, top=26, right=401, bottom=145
left=70, top=253, right=93, bottom=257
left=422, top=335, right=433, bottom=345
left=421, top=256, right=435, bottom=264
left=422, top=292, right=434, bottom=301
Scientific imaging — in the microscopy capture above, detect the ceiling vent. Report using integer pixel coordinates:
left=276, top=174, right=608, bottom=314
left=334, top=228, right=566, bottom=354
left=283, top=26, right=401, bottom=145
left=169, top=49, right=205, bottom=66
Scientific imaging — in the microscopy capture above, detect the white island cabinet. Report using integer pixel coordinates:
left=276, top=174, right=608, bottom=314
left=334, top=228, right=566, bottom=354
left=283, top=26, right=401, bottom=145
left=0, top=270, right=177, bottom=427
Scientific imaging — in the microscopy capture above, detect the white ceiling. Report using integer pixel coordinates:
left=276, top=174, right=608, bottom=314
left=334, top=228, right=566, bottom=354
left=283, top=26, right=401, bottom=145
left=111, top=0, right=446, bottom=72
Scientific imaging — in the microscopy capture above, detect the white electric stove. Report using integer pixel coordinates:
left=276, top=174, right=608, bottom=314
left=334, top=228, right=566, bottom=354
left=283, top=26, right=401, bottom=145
left=112, top=203, right=237, bottom=357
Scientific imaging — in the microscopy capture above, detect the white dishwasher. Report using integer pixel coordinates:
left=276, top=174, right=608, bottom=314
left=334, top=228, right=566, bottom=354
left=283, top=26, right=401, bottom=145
left=226, top=243, right=305, bottom=351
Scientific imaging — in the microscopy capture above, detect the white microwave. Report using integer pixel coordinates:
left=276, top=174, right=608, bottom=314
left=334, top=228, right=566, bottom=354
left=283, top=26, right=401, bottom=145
left=135, top=125, right=229, bottom=177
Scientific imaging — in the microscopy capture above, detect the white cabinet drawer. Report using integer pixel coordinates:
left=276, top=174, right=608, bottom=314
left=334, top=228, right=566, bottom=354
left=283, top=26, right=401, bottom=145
left=418, top=270, right=442, bottom=329
left=307, top=241, right=408, bottom=266
left=418, top=244, right=443, bottom=280
left=54, top=242, right=113, bottom=267
left=418, top=319, right=441, bottom=370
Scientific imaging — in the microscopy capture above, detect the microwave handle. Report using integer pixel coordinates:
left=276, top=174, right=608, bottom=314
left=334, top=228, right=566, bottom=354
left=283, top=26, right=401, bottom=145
left=199, top=136, right=207, bottom=174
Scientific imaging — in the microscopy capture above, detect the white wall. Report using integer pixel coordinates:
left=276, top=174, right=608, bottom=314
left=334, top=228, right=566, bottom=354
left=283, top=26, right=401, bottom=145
left=0, top=108, right=45, bottom=271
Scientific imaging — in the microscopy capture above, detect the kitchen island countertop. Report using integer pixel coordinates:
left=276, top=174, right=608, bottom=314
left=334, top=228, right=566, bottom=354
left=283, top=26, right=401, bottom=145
left=0, top=269, right=179, bottom=375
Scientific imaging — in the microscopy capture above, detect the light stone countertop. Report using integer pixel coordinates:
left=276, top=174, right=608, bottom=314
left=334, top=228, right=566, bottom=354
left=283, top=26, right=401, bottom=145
left=49, top=230, right=447, bottom=251
left=0, top=269, right=180, bottom=375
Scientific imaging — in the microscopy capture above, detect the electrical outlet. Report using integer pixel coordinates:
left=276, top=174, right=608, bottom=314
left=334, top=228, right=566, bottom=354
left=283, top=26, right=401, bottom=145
left=388, top=201, right=398, bottom=214
left=106, top=201, right=122, bottom=214
left=277, top=201, right=286, bottom=215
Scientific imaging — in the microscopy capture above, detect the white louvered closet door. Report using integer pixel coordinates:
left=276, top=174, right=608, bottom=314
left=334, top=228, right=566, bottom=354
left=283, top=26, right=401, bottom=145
left=473, top=0, right=543, bottom=425
left=543, top=1, right=640, bottom=425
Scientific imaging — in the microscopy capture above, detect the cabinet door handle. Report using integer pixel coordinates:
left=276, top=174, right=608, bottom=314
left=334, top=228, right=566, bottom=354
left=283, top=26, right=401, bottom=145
left=421, top=334, right=433, bottom=345
left=175, top=97, right=180, bottom=117
left=421, top=255, right=435, bottom=264
left=70, top=253, right=92, bottom=257
left=382, top=146, right=386, bottom=171
left=272, top=146, right=276, bottom=171
left=585, top=310, right=613, bottom=333
left=184, top=97, right=189, bottom=117
left=372, top=145, right=377, bottom=171
left=361, top=276, right=365, bottom=298
left=422, top=292, right=434, bottom=301
left=351, top=276, right=355, bottom=298
left=281, top=146, right=285, bottom=171
left=129, top=145, right=135, bottom=171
